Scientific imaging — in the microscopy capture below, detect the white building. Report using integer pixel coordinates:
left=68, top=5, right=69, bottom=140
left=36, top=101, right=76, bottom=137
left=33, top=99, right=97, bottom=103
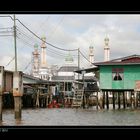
left=51, top=53, right=78, bottom=95
left=104, top=36, right=110, bottom=61
left=38, top=36, right=49, bottom=80
left=52, top=53, right=78, bottom=82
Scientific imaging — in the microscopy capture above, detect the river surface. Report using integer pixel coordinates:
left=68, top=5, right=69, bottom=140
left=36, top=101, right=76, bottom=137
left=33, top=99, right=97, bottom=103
left=1, top=107, right=140, bottom=126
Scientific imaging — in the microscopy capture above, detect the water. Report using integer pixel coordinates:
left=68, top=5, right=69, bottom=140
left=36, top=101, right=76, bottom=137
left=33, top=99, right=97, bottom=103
left=1, top=107, right=140, bottom=126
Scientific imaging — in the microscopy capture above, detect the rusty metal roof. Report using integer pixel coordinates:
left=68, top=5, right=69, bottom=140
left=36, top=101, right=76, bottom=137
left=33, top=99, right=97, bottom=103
left=93, top=54, right=140, bottom=66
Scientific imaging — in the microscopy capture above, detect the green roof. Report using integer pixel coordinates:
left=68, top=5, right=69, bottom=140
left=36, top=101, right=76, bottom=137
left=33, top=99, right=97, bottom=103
left=34, top=44, right=38, bottom=48
left=41, top=36, right=46, bottom=41
left=65, top=53, right=73, bottom=62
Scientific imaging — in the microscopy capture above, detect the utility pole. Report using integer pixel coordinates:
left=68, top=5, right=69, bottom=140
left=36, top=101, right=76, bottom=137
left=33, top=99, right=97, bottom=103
left=0, top=66, right=4, bottom=121
left=13, top=14, right=17, bottom=72
left=78, top=48, right=80, bottom=79
left=13, top=14, right=23, bottom=120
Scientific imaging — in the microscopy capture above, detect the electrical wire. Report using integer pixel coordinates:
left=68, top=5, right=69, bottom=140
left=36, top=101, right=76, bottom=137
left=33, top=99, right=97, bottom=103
left=16, top=26, right=40, bottom=45
left=0, top=15, right=78, bottom=51
left=36, top=16, right=50, bottom=34
left=5, top=56, right=15, bottom=67
left=16, top=34, right=34, bottom=49
left=79, top=50, right=92, bottom=64
left=0, top=34, right=13, bottom=37
left=16, top=18, right=78, bottom=52
left=48, top=16, right=65, bottom=40
left=23, top=60, right=32, bottom=72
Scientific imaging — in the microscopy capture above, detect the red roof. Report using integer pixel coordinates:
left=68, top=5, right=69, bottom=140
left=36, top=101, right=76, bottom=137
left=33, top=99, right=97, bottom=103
left=93, top=54, right=140, bottom=66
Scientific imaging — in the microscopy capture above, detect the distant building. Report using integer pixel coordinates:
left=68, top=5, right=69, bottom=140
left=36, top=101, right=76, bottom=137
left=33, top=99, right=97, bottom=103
left=89, top=45, right=94, bottom=66
left=31, top=44, right=40, bottom=78
left=51, top=53, right=78, bottom=96
left=104, top=36, right=110, bottom=61
left=38, top=36, right=49, bottom=80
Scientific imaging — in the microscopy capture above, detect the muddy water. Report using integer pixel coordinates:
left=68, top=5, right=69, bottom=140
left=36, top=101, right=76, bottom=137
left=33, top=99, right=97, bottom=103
left=1, top=108, right=140, bottom=126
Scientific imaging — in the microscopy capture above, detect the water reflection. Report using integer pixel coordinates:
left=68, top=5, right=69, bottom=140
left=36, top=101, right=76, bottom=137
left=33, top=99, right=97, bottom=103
left=15, top=119, right=24, bottom=125
left=1, top=108, right=140, bottom=126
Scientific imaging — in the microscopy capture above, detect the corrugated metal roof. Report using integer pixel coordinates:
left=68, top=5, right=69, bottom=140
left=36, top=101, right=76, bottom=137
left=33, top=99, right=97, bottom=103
left=93, top=54, right=140, bottom=66
left=94, top=62, right=140, bottom=66
left=52, top=76, right=74, bottom=81
left=111, top=54, right=140, bottom=62
left=58, top=66, right=78, bottom=72
left=74, top=66, right=99, bottom=74
left=76, top=76, right=98, bottom=82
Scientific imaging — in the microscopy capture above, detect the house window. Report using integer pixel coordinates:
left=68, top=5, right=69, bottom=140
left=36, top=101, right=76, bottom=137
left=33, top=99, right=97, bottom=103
left=112, top=68, right=123, bottom=81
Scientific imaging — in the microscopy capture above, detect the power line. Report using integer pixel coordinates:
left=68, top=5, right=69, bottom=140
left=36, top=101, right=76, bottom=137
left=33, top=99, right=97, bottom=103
left=0, top=34, right=13, bottom=37
left=0, top=30, right=13, bottom=33
left=0, top=15, right=78, bottom=51
left=16, top=35, right=34, bottom=49
left=17, top=31, right=77, bottom=59
left=17, top=32, right=71, bottom=58
left=79, top=50, right=91, bottom=64
left=16, top=18, right=78, bottom=52
left=48, top=16, right=65, bottom=40
left=0, top=27, right=13, bottom=30
left=0, top=27, right=13, bottom=36
left=23, top=60, right=32, bottom=72
left=17, top=25, right=78, bottom=57
left=47, top=48, right=67, bottom=57
left=0, top=15, right=14, bottom=20
left=16, top=26, right=40, bottom=45
left=16, top=32, right=35, bottom=47
left=5, top=56, right=15, bottom=67
left=36, top=16, right=50, bottom=34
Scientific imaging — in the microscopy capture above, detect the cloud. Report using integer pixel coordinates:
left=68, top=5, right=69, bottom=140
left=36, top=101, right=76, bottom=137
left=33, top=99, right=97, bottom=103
left=0, top=56, right=15, bottom=70
left=1, top=14, right=140, bottom=72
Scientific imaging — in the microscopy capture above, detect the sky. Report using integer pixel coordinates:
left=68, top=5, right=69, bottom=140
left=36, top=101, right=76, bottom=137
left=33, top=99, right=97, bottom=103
left=0, top=14, right=140, bottom=73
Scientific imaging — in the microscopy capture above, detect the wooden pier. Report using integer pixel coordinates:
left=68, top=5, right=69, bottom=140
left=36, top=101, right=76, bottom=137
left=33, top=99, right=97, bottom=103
left=100, top=90, right=140, bottom=110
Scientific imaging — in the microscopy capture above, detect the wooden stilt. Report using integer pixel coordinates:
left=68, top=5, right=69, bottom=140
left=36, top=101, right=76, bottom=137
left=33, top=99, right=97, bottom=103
left=0, top=95, right=2, bottom=121
left=87, top=96, right=89, bottom=108
left=103, top=91, right=105, bottom=109
left=126, top=91, right=130, bottom=107
left=0, top=66, right=4, bottom=121
left=138, top=92, right=140, bottom=107
left=123, top=91, right=126, bottom=109
left=84, top=95, right=87, bottom=108
left=134, top=91, right=137, bottom=108
left=83, top=94, right=85, bottom=109
left=113, top=92, right=115, bottom=109
left=118, top=92, right=120, bottom=109
left=46, top=95, right=48, bottom=107
left=106, top=91, right=109, bottom=109
left=125, top=91, right=127, bottom=108
left=36, top=90, right=39, bottom=107
left=96, top=92, right=98, bottom=110
left=130, top=91, right=132, bottom=109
